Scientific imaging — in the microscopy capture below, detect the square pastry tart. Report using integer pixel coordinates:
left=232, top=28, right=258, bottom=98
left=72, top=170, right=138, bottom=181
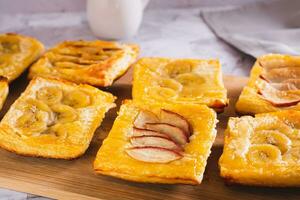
left=0, top=77, right=116, bottom=159
left=219, top=111, right=300, bottom=187
left=236, top=54, right=300, bottom=114
left=28, top=40, right=139, bottom=86
left=132, top=58, right=228, bottom=112
left=94, top=100, right=217, bottom=184
left=0, top=33, right=44, bottom=82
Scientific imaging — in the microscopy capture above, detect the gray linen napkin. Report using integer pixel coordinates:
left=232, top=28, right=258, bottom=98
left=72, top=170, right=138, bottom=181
left=201, top=0, right=300, bottom=57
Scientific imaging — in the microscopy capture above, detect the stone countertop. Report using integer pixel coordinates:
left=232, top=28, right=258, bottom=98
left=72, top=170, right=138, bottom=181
left=0, top=8, right=255, bottom=76
left=0, top=5, right=254, bottom=200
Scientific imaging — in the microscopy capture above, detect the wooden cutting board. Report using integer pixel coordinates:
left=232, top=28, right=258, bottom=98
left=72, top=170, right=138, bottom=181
left=0, top=70, right=299, bottom=200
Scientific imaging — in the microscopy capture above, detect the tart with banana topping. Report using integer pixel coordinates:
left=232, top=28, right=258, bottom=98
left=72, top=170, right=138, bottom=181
left=236, top=54, right=300, bottom=114
left=0, top=77, right=116, bottom=159
left=219, top=110, right=300, bottom=187
left=0, top=33, right=44, bottom=82
left=132, top=58, right=228, bottom=112
left=28, top=40, right=139, bottom=86
left=94, top=100, right=217, bottom=184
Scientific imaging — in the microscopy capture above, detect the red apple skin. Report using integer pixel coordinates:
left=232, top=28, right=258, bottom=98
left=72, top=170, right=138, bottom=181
left=259, top=74, right=270, bottom=82
left=258, top=88, right=300, bottom=107
left=132, top=127, right=171, bottom=139
left=126, top=146, right=183, bottom=163
left=160, top=109, right=191, bottom=137
left=130, top=135, right=183, bottom=152
left=145, top=123, right=188, bottom=145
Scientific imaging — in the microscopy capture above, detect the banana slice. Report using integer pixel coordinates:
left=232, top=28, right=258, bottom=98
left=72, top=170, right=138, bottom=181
left=283, top=147, right=300, bottom=163
left=175, top=73, right=206, bottom=87
left=19, top=98, right=52, bottom=113
left=246, top=144, right=282, bottom=165
left=62, top=90, right=91, bottom=108
left=36, top=86, right=63, bottom=105
left=158, top=78, right=182, bottom=92
left=164, top=60, right=193, bottom=78
left=179, top=87, right=203, bottom=98
left=255, top=116, right=294, bottom=136
left=43, top=124, right=67, bottom=138
left=15, top=111, right=48, bottom=136
left=147, top=86, right=178, bottom=100
left=251, top=130, right=291, bottom=154
left=43, top=122, right=82, bottom=141
left=51, top=104, right=78, bottom=123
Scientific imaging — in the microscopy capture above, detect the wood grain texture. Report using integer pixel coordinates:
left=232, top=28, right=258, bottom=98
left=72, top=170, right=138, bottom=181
left=0, top=70, right=299, bottom=200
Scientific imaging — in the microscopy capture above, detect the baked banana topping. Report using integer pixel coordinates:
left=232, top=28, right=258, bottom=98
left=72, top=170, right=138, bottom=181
left=219, top=110, right=300, bottom=187
left=0, top=77, right=116, bottom=159
left=28, top=40, right=139, bottom=86
left=36, top=86, right=63, bottom=105
left=0, top=33, right=44, bottom=82
left=132, top=58, right=228, bottom=112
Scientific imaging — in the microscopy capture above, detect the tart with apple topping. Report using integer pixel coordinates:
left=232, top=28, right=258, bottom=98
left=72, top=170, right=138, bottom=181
left=0, top=77, right=116, bottom=159
left=126, top=109, right=191, bottom=163
left=236, top=54, right=300, bottom=114
left=94, top=100, right=217, bottom=184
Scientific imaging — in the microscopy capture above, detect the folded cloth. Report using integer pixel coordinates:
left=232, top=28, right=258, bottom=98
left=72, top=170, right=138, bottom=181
left=201, top=0, right=300, bottom=57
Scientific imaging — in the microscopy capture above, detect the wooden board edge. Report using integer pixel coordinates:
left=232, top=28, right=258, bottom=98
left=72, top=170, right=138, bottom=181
left=0, top=176, right=101, bottom=200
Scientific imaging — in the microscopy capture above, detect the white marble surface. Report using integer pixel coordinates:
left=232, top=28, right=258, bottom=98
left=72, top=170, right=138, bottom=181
left=0, top=8, right=255, bottom=76
left=0, top=1, right=257, bottom=199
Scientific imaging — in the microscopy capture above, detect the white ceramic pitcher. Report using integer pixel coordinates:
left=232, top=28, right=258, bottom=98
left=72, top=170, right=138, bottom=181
left=87, top=0, right=149, bottom=39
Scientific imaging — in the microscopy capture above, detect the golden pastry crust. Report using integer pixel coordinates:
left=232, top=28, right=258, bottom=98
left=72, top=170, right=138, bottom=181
left=94, top=100, right=217, bottom=184
left=132, top=58, right=228, bottom=112
left=236, top=54, right=300, bottom=115
left=28, top=40, right=139, bottom=86
left=0, top=76, right=8, bottom=110
left=0, top=33, right=44, bottom=82
left=0, top=77, right=116, bottom=159
left=219, top=111, right=300, bottom=187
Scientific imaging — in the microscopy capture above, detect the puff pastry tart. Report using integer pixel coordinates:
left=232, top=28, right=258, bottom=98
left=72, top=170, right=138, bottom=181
left=0, top=33, right=44, bottom=82
left=0, top=77, right=8, bottom=110
left=0, top=77, right=116, bottom=159
left=132, top=58, right=228, bottom=112
left=94, top=100, right=217, bottom=184
left=28, top=40, right=139, bottom=86
left=236, top=54, right=300, bottom=114
left=219, top=111, right=300, bottom=187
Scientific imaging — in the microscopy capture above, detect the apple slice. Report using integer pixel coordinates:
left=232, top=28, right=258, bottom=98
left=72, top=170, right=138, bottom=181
left=280, top=79, right=300, bottom=91
left=257, top=80, right=300, bottom=107
left=145, top=123, right=188, bottom=145
left=126, top=147, right=182, bottom=163
left=260, top=67, right=300, bottom=83
left=132, top=127, right=170, bottom=139
left=160, top=109, right=191, bottom=136
left=133, top=110, right=159, bottom=129
left=270, top=79, right=300, bottom=91
left=130, top=135, right=183, bottom=151
left=258, top=59, right=286, bottom=70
